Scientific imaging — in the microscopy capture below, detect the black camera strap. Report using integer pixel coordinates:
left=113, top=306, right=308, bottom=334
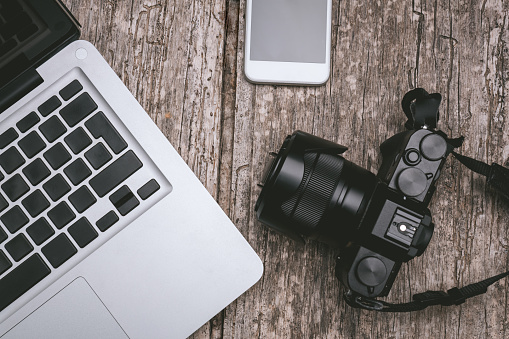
left=344, top=270, right=509, bottom=312
left=452, top=152, right=509, bottom=200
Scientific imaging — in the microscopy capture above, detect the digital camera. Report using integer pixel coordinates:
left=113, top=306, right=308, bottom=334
left=255, top=97, right=453, bottom=298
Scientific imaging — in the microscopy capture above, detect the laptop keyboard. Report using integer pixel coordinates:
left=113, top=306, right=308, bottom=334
left=0, top=79, right=168, bottom=312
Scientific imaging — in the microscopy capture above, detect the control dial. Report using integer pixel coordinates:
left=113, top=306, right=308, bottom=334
left=356, top=257, right=387, bottom=287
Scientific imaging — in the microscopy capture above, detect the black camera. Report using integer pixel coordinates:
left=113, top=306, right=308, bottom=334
left=255, top=93, right=454, bottom=299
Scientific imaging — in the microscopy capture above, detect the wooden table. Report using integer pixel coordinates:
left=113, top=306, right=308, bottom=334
left=63, top=0, right=509, bottom=337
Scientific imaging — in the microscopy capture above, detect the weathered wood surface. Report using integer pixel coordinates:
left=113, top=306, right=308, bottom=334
left=64, top=0, right=509, bottom=337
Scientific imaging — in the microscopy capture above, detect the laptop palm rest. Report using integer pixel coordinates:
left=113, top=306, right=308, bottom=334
left=1, top=277, right=128, bottom=339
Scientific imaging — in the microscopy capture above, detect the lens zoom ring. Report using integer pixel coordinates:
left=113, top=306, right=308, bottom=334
left=282, top=152, right=344, bottom=230
left=281, top=153, right=315, bottom=216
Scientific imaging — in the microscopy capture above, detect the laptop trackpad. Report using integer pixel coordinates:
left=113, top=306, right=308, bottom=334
left=2, top=277, right=128, bottom=339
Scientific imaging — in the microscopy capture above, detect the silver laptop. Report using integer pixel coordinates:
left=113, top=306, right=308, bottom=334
left=0, top=1, right=263, bottom=338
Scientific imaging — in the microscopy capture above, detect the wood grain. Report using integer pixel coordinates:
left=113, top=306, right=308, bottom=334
left=63, top=0, right=509, bottom=337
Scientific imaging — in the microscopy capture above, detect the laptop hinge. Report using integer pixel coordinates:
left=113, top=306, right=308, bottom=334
left=0, top=69, right=43, bottom=114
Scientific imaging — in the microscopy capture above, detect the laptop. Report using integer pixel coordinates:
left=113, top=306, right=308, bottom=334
left=0, top=0, right=263, bottom=338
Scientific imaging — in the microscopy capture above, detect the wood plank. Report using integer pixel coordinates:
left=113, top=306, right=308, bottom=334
left=63, top=0, right=509, bottom=337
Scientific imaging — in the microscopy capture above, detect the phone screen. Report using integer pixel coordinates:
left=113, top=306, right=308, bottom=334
left=250, top=0, right=328, bottom=64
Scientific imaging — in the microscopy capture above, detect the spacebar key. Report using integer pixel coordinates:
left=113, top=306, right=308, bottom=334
left=90, top=150, right=143, bottom=197
left=0, top=254, right=50, bottom=312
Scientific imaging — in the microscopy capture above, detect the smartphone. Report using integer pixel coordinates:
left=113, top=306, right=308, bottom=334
left=244, top=0, right=332, bottom=85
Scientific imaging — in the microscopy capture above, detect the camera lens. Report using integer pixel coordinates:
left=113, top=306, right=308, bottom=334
left=256, top=131, right=377, bottom=245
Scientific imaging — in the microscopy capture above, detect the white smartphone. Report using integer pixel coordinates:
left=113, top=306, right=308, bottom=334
left=244, top=0, right=332, bottom=85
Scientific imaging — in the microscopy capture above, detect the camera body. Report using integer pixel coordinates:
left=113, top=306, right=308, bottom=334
left=255, top=128, right=453, bottom=298
left=337, top=128, right=452, bottom=297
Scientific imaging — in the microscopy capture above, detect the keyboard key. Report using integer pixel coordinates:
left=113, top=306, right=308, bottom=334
left=39, top=116, right=67, bottom=143
left=0, top=227, right=7, bottom=244
left=23, top=158, right=50, bottom=185
left=5, top=234, right=33, bottom=262
left=0, top=147, right=25, bottom=174
left=0, top=250, right=11, bottom=275
left=69, top=186, right=96, bottom=213
left=64, top=158, right=91, bottom=185
left=18, top=131, right=46, bottom=158
left=2, top=174, right=29, bottom=201
left=38, top=96, right=61, bottom=117
left=85, top=112, right=127, bottom=154
left=68, top=217, right=97, bottom=248
left=64, top=127, right=92, bottom=154
left=110, top=185, right=139, bottom=216
left=1, top=206, right=28, bottom=233
left=84, top=142, right=111, bottom=170
left=90, top=150, right=143, bottom=197
left=60, top=93, right=97, bottom=127
left=137, top=179, right=160, bottom=200
left=0, top=128, right=18, bottom=149
left=21, top=189, right=50, bottom=218
left=42, top=233, right=77, bottom=268
left=47, top=202, right=75, bottom=229
left=0, top=254, right=50, bottom=312
left=27, top=218, right=54, bottom=245
left=0, top=194, right=7, bottom=214
left=96, top=211, right=118, bottom=232
left=43, top=142, right=71, bottom=170
left=59, top=80, right=83, bottom=101
left=42, top=174, right=70, bottom=201
left=16, top=112, right=40, bottom=133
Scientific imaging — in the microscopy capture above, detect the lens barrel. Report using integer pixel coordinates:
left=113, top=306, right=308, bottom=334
left=255, top=131, right=377, bottom=245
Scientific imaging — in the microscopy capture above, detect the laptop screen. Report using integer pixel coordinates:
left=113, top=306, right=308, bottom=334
left=0, top=0, right=79, bottom=96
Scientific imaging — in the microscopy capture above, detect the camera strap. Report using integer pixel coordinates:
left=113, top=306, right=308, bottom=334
left=344, top=270, right=509, bottom=312
left=344, top=88, right=509, bottom=312
left=451, top=152, right=509, bottom=200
